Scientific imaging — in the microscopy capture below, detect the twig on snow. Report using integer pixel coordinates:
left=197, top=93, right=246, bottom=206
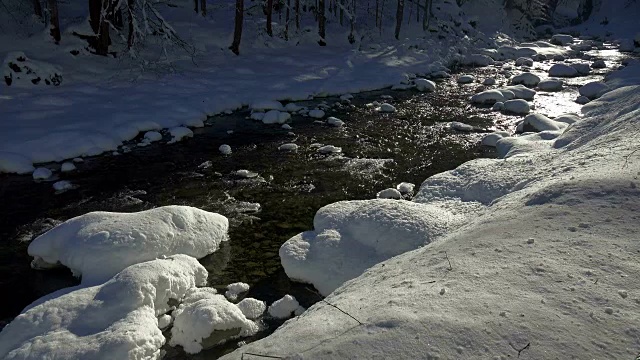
left=241, top=353, right=284, bottom=359
left=444, top=251, right=452, bottom=271
left=509, top=342, right=531, bottom=358
left=305, top=287, right=363, bottom=325
left=623, top=148, right=639, bottom=168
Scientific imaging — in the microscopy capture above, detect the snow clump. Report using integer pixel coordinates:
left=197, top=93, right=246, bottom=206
left=237, top=298, right=267, bottom=320
left=326, top=117, right=345, bottom=127
left=53, top=180, right=73, bottom=192
left=225, top=282, right=250, bottom=301
left=219, top=144, right=232, bottom=155
left=60, top=162, right=76, bottom=172
left=268, top=295, right=300, bottom=319
left=414, top=78, right=436, bottom=92
left=376, top=188, right=402, bottom=199
left=378, top=103, right=396, bottom=113
left=168, top=127, right=193, bottom=144
left=32, top=167, right=52, bottom=180
left=278, top=143, right=299, bottom=151
left=511, top=72, right=540, bottom=86
left=308, top=109, right=325, bottom=118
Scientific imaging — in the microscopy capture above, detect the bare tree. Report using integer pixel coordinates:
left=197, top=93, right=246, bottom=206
left=423, top=0, right=432, bottom=30
left=33, top=0, right=43, bottom=18
left=127, top=0, right=135, bottom=48
left=230, top=0, right=244, bottom=54
left=318, top=0, right=326, bottom=45
left=394, top=0, right=404, bottom=39
left=295, top=0, right=300, bottom=29
left=200, top=0, right=206, bottom=16
left=266, top=0, right=273, bottom=36
left=285, top=0, right=291, bottom=39
left=48, top=0, right=60, bottom=43
left=193, top=0, right=198, bottom=13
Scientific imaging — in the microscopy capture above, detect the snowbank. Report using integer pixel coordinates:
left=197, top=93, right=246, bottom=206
left=28, top=206, right=229, bottom=285
left=0, top=255, right=208, bottom=360
left=223, top=58, right=640, bottom=360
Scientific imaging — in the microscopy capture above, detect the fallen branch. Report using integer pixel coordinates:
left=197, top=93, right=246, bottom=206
left=305, top=287, right=363, bottom=325
left=444, top=251, right=452, bottom=271
left=241, top=353, right=284, bottom=359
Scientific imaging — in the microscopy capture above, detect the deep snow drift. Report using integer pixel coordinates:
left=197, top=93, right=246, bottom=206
left=221, top=61, right=640, bottom=359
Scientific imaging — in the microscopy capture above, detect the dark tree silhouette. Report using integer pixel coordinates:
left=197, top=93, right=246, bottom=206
left=230, top=0, right=244, bottom=54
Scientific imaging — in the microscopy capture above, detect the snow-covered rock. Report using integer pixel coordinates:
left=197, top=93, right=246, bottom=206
left=579, top=81, right=609, bottom=100
left=481, top=132, right=510, bottom=147
left=522, top=113, right=567, bottom=132
left=144, top=131, right=163, bottom=142
left=225, top=282, right=250, bottom=301
left=53, top=180, right=73, bottom=192
left=262, top=110, right=290, bottom=124
left=60, top=162, right=76, bottom=172
left=168, top=127, right=193, bottom=143
left=463, top=54, right=494, bottom=67
left=268, top=295, right=300, bottom=319
left=378, top=103, right=396, bottom=113
left=511, top=72, right=540, bottom=86
left=537, top=79, right=564, bottom=91
left=503, top=99, right=530, bottom=114
left=219, top=144, right=232, bottom=155
left=308, top=109, right=325, bottom=118
left=549, top=64, right=578, bottom=77
left=502, top=85, right=536, bottom=100
left=515, top=57, right=534, bottom=67
left=551, top=34, right=574, bottom=45
left=279, top=200, right=461, bottom=295
left=482, top=78, right=496, bottom=86
left=414, top=78, right=436, bottom=92
left=450, top=122, right=474, bottom=132
left=278, top=143, right=299, bottom=151
left=0, top=255, right=207, bottom=360
left=237, top=298, right=267, bottom=320
left=28, top=206, right=229, bottom=285
left=170, top=288, right=259, bottom=353
left=471, top=90, right=505, bottom=104
left=396, top=182, right=415, bottom=194
left=376, top=188, right=402, bottom=199
left=576, top=95, right=591, bottom=104
left=317, top=145, right=342, bottom=154
left=32, top=167, right=52, bottom=180
left=327, top=117, right=344, bottom=127
left=457, top=75, right=475, bottom=84
left=491, top=102, right=504, bottom=111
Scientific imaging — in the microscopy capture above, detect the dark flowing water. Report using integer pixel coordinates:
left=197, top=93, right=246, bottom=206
left=0, top=42, right=626, bottom=358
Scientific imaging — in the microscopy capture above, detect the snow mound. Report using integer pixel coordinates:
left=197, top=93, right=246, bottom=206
left=414, top=78, right=436, bottom=92
left=278, top=143, right=299, bottom=151
left=168, top=127, right=193, bottom=144
left=481, top=132, right=510, bottom=147
left=511, top=72, right=540, bottom=86
left=53, top=180, right=73, bottom=192
left=549, top=63, right=578, bottom=77
left=2, top=51, right=62, bottom=88
left=503, top=99, right=530, bottom=114
left=225, top=282, right=250, bottom=301
left=522, top=113, right=568, bottom=132
left=317, top=145, right=342, bottom=154
left=376, top=188, right=402, bottom=199
left=219, top=144, right=232, bottom=155
left=262, top=110, right=291, bottom=124
left=537, top=79, right=564, bottom=91
left=450, top=122, right=474, bottom=131
left=579, top=81, right=609, bottom=100
left=268, top=295, right=300, bottom=319
left=170, top=288, right=259, bottom=354
left=32, top=167, right=52, bottom=180
left=279, top=200, right=461, bottom=295
left=61, top=162, right=76, bottom=172
left=28, top=206, right=229, bottom=285
left=457, top=75, right=475, bottom=84
left=144, top=131, right=163, bottom=142
left=237, top=298, right=267, bottom=320
left=396, top=182, right=415, bottom=194
left=0, top=255, right=207, bottom=360
left=378, top=103, right=396, bottom=113
left=551, top=34, right=574, bottom=45
left=308, top=109, right=325, bottom=119
left=326, top=117, right=345, bottom=127
left=471, top=90, right=505, bottom=104
left=463, top=54, right=494, bottom=67
left=0, top=152, right=34, bottom=174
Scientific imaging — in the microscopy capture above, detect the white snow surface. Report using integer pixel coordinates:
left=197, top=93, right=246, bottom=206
left=27, top=206, right=229, bottom=285
left=170, top=288, right=259, bottom=354
left=267, top=295, right=300, bottom=319
left=222, top=56, right=640, bottom=360
left=237, top=298, right=267, bottom=320
left=0, top=255, right=208, bottom=360
left=376, top=188, right=402, bottom=199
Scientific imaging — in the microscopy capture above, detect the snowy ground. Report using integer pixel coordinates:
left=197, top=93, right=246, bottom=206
left=221, top=58, right=640, bottom=360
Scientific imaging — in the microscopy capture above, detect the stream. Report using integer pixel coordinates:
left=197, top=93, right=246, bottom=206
left=0, top=40, right=628, bottom=358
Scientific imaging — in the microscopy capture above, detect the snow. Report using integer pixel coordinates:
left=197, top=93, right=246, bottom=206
left=551, top=34, right=574, bottom=45
left=376, top=188, right=402, bottom=199
left=235, top=170, right=258, bottom=178
left=378, top=103, right=396, bottom=113
left=237, top=298, right=267, bottom=320
left=27, top=206, right=229, bottom=285
left=279, top=200, right=461, bottom=295
left=58, top=163, right=74, bottom=173
left=549, top=63, right=578, bottom=77
left=0, top=255, right=207, bottom=360
left=579, top=81, right=610, bottom=100
left=0, top=152, right=34, bottom=174
left=511, top=72, right=540, bottom=86
left=278, top=143, right=299, bottom=151
left=502, top=99, right=530, bottom=115
left=52, top=180, right=73, bottom=192
left=317, top=145, right=342, bottom=154
left=169, top=288, right=259, bottom=354
left=168, top=127, right=194, bottom=144
left=262, top=110, right=291, bottom=125
left=396, top=182, right=415, bottom=194
left=281, top=124, right=293, bottom=130
left=414, top=78, right=436, bottom=92
left=225, top=282, right=250, bottom=301
left=502, top=85, right=536, bottom=100
left=457, top=74, right=475, bottom=84
left=32, top=167, right=52, bottom=180
left=267, top=295, right=300, bottom=319
left=144, top=131, right=163, bottom=142
left=308, top=109, right=325, bottom=119
left=326, top=117, right=345, bottom=127
left=225, top=59, right=640, bottom=360
left=219, top=144, right=232, bottom=155
left=521, top=113, right=568, bottom=132
left=462, top=54, right=494, bottom=67
left=158, top=314, right=173, bottom=329
left=251, top=100, right=284, bottom=112
left=537, top=79, right=564, bottom=91
left=339, top=94, right=354, bottom=102
left=481, top=132, right=509, bottom=147
left=471, top=90, right=505, bottom=105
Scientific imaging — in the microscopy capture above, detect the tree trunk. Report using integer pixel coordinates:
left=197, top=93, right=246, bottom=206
left=295, top=0, right=300, bottom=29
left=266, top=0, right=273, bottom=36
left=194, top=0, right=199, bottom=13
left=379, top=0, right=385, bottom=33
left=201, top=0, right=207, bottom=16
left=89, top=0, right=101, bottom=34
left=33, top=0, right=43, bottom=18
left=375, top=0, right=379, bottom=28
left=112, top=4, right=123, bottom=29
left=339, top=0, right=344, bottom=26
left=422, top=0, right=431, bottom=31
left=96, top=0, right=111, bottom=55
left=230, top=0, right=244, bottom=55
left=348, top=0, right=355, bottom=44
left=285, top=0, right=291, bottom=40
left=394, top=0, right=403, bottom=39
left=318, top=0, right=326, bottom=45
left=127, top=0, right=134, bottom=49
left=48, top=0, right=60, bottom=43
